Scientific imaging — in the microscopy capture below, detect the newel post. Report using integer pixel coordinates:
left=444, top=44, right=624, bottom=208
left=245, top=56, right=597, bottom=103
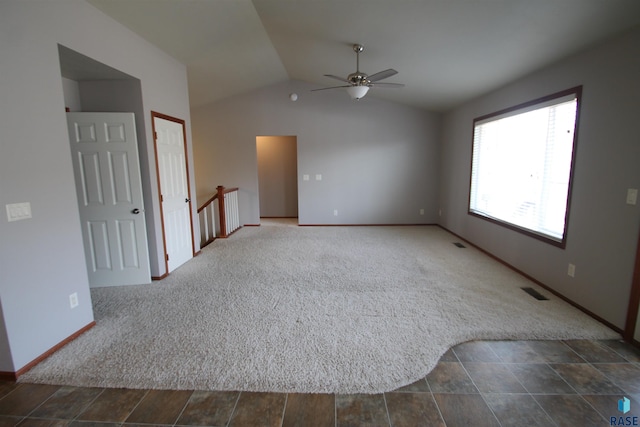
left=217, top=185, right=227, bottom=238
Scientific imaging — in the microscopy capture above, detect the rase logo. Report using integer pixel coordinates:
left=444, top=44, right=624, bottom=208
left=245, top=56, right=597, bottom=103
left=611, top=397, right=638, bottom=426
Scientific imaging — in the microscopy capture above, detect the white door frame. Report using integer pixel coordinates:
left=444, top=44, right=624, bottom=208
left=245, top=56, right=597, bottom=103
left=151, top=111, right=195, bottom=276
left=624, top=230, right=640, bottom=343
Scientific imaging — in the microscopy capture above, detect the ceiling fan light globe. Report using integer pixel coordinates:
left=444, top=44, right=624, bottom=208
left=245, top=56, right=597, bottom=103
left=346, top=85, right=369, bottom=100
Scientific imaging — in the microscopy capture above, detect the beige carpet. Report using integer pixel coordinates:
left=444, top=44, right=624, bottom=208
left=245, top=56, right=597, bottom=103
left=20, top=224, right=619, bottom=393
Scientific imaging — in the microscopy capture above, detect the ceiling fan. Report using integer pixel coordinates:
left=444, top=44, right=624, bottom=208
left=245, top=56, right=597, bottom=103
left=312, top=44, right=405, bottom=100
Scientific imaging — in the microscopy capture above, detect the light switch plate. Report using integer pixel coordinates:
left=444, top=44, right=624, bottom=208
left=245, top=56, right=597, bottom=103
left=303, top=174, right=309, bottom=181
left=568, top=263, right=576, bottom=278
left=627, top=188, right=638, bottom=205
left=315, top=174, right=322, bottom=181
left=6, top=202, right=32, bottom=222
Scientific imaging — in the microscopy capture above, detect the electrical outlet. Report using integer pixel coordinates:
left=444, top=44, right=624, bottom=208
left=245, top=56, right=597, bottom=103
left=69, top=292, right=79, bottom=309
left=333, top=209, right=338, bottom=216
left=627, top=188, right=638, bottom=205
left=567, top=263, right=576, bottom=278
left=419, top=209, right=425, bottom=215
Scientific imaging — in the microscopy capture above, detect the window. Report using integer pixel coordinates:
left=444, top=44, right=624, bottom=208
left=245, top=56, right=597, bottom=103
left=469, top=87, right=581, bottom=247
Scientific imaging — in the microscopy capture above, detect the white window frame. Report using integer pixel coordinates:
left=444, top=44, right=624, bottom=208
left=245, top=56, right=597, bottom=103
left=468, top=87, right=582, bottom=248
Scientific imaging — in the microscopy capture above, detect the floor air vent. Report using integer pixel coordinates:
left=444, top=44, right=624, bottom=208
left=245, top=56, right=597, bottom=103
left=521, top=287, right=549, bottom=301
left=453, top=242, right=466, bottom=248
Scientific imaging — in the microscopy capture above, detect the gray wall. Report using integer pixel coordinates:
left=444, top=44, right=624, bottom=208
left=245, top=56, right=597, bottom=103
left=192, top=80, right=441, bottom=226
left=0, top=0, right=194, bottom=372
left=439, top=27, right=640, bottom=330
left=62, top=78, right=82, bottom=111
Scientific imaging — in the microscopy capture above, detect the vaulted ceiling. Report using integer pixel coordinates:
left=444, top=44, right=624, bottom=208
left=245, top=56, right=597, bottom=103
left=87, top=0, right=640, bottom=112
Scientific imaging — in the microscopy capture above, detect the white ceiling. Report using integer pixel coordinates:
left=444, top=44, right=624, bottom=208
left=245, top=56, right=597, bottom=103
left=86, top=0, right=640, bottom=112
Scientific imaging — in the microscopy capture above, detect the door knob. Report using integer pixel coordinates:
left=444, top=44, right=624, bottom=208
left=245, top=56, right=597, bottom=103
left=132, top=208, right=140, bottom=214
left=185, top=198, right=191, bottom=203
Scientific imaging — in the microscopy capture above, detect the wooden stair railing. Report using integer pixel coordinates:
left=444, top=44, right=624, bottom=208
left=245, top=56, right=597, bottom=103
left=197, top=193, right=218, bottom=248
left=197, top=185, right=241, bottom=248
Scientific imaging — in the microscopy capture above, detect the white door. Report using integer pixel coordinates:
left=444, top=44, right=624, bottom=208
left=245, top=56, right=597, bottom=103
left=153, top=115, right=193, bottom=272
left=67, top=112, right=151, bottom=287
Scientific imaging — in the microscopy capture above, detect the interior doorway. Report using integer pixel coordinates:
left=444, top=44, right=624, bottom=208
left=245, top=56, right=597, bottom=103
left=256, top=136, right=298, bottom=220
left=624, top=230, right=640, bottom=344
left=59, top=44, right=159, bottom=284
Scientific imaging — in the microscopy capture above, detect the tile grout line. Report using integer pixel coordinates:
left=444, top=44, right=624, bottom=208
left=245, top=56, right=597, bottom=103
left=18, top=383, right=62, bottom=420
left=544, top=341, right=608, bottom=424
left=279, top=393, right=288, bottom=427
left=592, top=364, right=635, bottom=396
left=591, top=339, right=639, bottom=396
left=501, top=344, right=561, bottom=427
left=427, top=346, right=454, bottom=425
left=527, top=341, right=577, bottom=427
left=225, top=390, right=242, bottom=427
left=0, top=383, right=30, bottom=425
left=72, top=386, right=107, bottom=424
left=381, top=392, right=392, bottom=427
left=423, top=369, right=447, bottom=427
left=172, top=390, right=195, bottom=426
left=453, top=343, right=505, bottom=427
left=602, top=339, right=640, bottom=363
left=458, top=345, right=532, bottom=426
left=458, top=364, right=504, bottom=427
left=519, top=366, right=562, bottom=427
left=334, top=392, right=337, bottom=427
left=122, top=389, right=151, bottom=425
left=581, top=342, right=637, bottom=422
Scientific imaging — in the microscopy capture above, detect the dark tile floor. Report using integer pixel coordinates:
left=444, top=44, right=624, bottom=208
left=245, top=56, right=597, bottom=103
left=1, top=339, right=639, bottom=427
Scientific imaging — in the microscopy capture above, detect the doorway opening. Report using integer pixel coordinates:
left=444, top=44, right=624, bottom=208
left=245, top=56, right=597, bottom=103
left=256, top=136, right=298, bottom=223
left=59, top=44, right=157, bottom=286
left=624, top=230, right=640, bottom=345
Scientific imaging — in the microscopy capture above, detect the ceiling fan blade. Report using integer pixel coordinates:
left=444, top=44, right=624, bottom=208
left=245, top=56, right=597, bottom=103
left=367, top=69, right=398, bottom=82
left=369, top=82, right=405, bottom=88
left=324, top=74, right=350, bottom=83
left=311, top=85, right=351, bottom=92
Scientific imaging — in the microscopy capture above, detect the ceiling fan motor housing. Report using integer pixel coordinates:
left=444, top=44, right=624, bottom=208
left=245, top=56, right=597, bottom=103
left=348, top=72, right=369, bottom=86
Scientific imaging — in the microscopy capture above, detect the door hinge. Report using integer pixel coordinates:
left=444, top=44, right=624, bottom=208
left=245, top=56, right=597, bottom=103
left=154, top=131, right=158, bottom=140
left=166, top=254, right=169, bottom=261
